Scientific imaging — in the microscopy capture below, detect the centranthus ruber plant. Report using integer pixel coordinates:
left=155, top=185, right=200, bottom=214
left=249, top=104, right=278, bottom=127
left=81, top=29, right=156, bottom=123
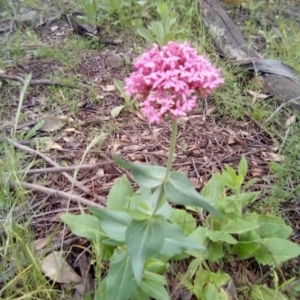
left=62, top=42, right=224, bottom=300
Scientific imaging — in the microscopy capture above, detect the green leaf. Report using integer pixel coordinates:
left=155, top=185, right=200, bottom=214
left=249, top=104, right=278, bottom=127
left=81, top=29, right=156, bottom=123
left=106, top=249, right=136, bottom=300
left=126, top=219, right=164, bottom=284
left=111, top=105, right=125, bottom=118
left=160, top=222, right=204, bottom=258
left=107, top=174, right=134, bottom=210
left=242, top=177, right=259, bottom=190
left=131, top=288, right=150, bottom=300
left=238, top=192, right=259, bottom=207
left=206, top=231, right=237, bottom=244
left=88, top=207, right=131, bottom=242
left=25, top=119, right=45, bottom=139
left=251, top=284, right=289, bottom=300
left=254, top=238, right=300, bottom=266
left=231, top=241, right=261, bottom=259
left=114, top=156, right=166, bottom=188
left=150, top=21, right=165, bottom=46
left=140, top=271, right=170, bottom=300
left=164, top=171, right=222, bottom=216
left=238, top=156, right=248, bottom=178
left=222, top=219, right=259, bottom=234
left=201, top=175, right=226, bottom=206
left=193, top=269, right=231, bottom=300
left=218, top=195, right=241, bottom=219
left=137, top=27, right=155, bottom=44
left=126, top=209, right=151, bottom=220
left=113, top=78, right=124, bottom=92
left=255, top=215, right=292, bottom=239
left=145, top=258, right=167, bottom=274
left=61, top=214, right=104, bottom=241
left=170, top=209, right=197, bottom=235
left=162, top=31, right=175, bottom=45
left=215, top=167, right=237, bottom=189
left=205, top=242, right=224, bottom=262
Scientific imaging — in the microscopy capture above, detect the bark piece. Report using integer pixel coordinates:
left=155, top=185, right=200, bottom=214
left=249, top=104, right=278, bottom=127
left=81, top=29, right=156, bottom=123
left=198, top=0, right=300, bottom=112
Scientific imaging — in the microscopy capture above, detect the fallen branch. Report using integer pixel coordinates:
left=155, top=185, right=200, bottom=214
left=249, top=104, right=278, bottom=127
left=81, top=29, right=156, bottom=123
left=197, top=0, right=300, bottom=112
left=6, top=179, right=104, bottom=208
left=0, top=73, right=81, bottom=89
left=23, top=162, right=114, bottom=175
left=6, top=137, right=106, bottom=204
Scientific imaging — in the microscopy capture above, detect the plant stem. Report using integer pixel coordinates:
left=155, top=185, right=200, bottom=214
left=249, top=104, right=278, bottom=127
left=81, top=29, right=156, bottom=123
left=152, top=120, right=178, bottom=216
left=165, top=120, right=178, bottom=178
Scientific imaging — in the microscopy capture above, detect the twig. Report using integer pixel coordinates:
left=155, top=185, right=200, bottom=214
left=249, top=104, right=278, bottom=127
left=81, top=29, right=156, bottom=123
left=5, top=137, right=106, bottom=204
left=0, top=73, right=81, bottom=89
left=263, top=96, right=300, bottom=125
left=23, top=162, right=114, bottom=174
left=6, top=179, right=104, bottom=208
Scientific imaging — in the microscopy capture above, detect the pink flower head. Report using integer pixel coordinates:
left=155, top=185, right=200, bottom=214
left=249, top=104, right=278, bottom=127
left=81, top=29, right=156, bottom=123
left=125, top=41, right=224, bottom=124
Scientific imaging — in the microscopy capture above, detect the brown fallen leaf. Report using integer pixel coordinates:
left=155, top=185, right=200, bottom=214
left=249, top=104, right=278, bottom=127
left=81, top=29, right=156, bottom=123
left=41, top=116, right=68, bottom=132
left=42, top=251, right=82, bottom=283
left=285, top=115, right=296, bottom=127
left=102, top=84, right=116, bottom=92
left=261, top=152, right=285, bottom=162
left=44, top=140, right=64, bottom=151
left=247, top=90, right=269, bottom=104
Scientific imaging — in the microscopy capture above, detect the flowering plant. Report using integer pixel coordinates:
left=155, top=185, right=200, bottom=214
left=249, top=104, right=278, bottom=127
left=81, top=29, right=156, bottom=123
left=62, top=42, right=224, bottom=300
left=126, top=41, right=224, bottom=124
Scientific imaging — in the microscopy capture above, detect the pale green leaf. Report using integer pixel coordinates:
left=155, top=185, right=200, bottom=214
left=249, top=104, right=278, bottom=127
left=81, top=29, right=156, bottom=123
left=114, top=156, right=166, bottom=188
left=113, top=79, right=125, bottom=94
left=255, top=215, right=292, bottom=239
left=126, top=219, right=164, bottom=284
left=222, top=219, right=259, bottom=234
left=160, top=222, right=204, bottom=257
left=111, top=105, right=124, bottom=118
left=61, top=214, right=104, bottom=241
left=140, top=271, right=170, bottom=300
left=88, top=207, right=131, bottom=242
left=106, top=249, right=137, bottom=300
left=107, top=174, right=134, bottom=210
left=137, top=27, right=155, bottom=44
left=251, top=284, right=289, bottom=300
left=170, top=209, right=196, bottom=235
left=201, top=175, right=226, bottom=206
left=131, top=288, right=150, bottom=300
left=25, top=119, right=45, bottom=139
left=218, top=195, right=241, bottom=219
left=206, top=231, right=237, bottom=244
left=231, top=241, right=261, bottom=259
left=145, top=258, right=167, bottom=274
left=164, top=171, right=222, bottom=216
left=238, top=156, right=248, bottom=177
left=204, top=242, right=224, bottom=262
left=126, top=209, right=151, bottom=220
left=254, top=238, right=300, bottom=266
left=238, top=192, right=259, bottom=207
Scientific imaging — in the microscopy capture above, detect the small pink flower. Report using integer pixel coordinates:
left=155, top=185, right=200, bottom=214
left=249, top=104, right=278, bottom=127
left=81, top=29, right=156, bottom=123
left=125, top=41, right=224, bottom=124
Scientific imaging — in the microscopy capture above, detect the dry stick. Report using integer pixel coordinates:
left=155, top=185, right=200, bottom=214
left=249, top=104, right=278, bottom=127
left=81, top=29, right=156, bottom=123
left=23, top=162, right=114, bottom=174
left=7, top=180, right=103, bottom=208
left=0, top=73, right=81, bottom=89
left=6, top=138, right=106, bottom=204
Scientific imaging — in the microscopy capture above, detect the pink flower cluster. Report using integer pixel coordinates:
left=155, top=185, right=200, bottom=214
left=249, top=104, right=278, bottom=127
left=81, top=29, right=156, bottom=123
left=125, top=41, right=224, bottom=124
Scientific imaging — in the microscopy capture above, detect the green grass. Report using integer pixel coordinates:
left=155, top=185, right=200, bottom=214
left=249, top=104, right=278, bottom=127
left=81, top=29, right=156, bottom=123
left=0, top=0, right=300, bottom=299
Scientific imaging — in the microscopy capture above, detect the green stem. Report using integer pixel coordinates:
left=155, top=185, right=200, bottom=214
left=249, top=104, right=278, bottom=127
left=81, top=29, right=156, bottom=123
left=152, top=120, right=178, bottom=216
left=165, top=120, right=178, bottom=179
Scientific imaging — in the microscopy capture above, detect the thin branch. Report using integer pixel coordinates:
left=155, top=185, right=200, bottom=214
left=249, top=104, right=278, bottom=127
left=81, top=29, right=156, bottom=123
left=0, top=73, right=81, bottom=89
left=23, top=162, right=114, bottom=174
left=5, top=137, right=106, bottom=204
left=7, top=179, right=104, bottom=208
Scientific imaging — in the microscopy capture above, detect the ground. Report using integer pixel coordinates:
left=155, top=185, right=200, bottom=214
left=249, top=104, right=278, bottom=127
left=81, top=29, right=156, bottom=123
left=0, top=0, right=299, bottom=299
